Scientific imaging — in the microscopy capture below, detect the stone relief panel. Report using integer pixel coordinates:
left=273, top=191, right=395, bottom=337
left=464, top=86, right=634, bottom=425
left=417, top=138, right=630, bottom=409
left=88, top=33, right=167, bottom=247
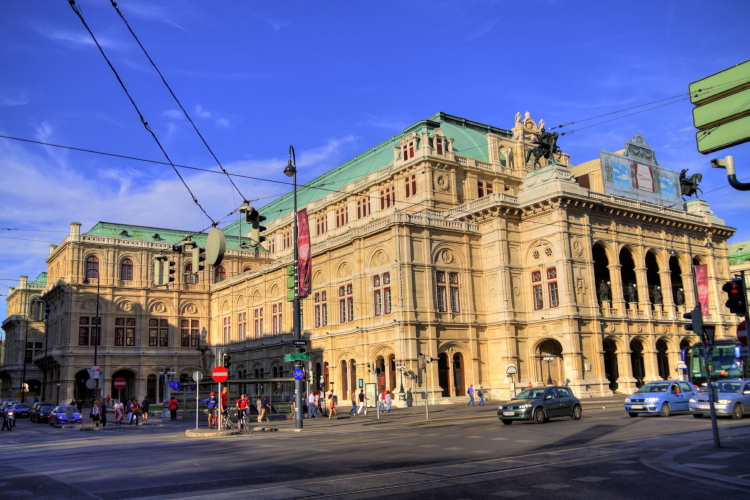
left=337, top=262, right=352, bottom=279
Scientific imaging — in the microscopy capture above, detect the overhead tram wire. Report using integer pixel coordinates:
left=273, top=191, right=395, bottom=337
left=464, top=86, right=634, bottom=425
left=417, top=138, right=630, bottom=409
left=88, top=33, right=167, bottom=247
left=108, top=0, right=248, bottom=208
left=67, top=0, right=217, bottom=227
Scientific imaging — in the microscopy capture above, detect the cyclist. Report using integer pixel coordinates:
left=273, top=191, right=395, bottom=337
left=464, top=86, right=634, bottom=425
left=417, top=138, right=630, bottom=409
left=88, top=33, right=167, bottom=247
left=236, top=394, right=249, bottom=431
left=201, top=392, right=218, bottom=428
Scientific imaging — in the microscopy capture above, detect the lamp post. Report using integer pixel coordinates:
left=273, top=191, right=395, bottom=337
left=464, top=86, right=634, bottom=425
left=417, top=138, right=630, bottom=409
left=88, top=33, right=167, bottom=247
left=396, top=362, right=406, bottom=401
left=83, top=269, right=101, bottom=405
left=543, top=353, right=554, bottom=385
left=284, top=144, right=303, bottom=430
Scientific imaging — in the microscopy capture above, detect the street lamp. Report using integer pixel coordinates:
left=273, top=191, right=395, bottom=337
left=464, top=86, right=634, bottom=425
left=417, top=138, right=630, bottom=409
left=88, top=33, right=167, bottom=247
left=542, top=353, right=554, bottom=385
left=196, top=327, right=210, bottom=374
left=284, top=144, right=303, bottom=430
left=396, top=362, right=406, bottom=401
left=83, top=269, right=101, bottom=404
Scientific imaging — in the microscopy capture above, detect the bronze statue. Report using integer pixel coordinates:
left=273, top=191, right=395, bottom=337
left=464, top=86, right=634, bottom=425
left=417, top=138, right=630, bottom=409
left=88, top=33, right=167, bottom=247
left=627, top=283, right=637, bottom=303
left=680, top=169, right=703, bottom=199
left=598, top=280, right=610, bottom=302
left=652, top=286, right=662, bottom=305
left=525, top=127, right=561, bottom=169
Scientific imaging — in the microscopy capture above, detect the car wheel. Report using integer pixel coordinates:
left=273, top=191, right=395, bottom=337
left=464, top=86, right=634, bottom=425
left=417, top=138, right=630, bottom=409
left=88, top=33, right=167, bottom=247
left=732, top=404, right=744, bottom=420
left=571, top=405, right=582, bottom=420
left=692, top=413, right=704, bottom=418
left=628, top=412, right=638, bottom=417
left=533, top=407, right=546, bottom=424
left=501, top=419, right=513, bottom=425
left=660, top=403, right=671, bottom=417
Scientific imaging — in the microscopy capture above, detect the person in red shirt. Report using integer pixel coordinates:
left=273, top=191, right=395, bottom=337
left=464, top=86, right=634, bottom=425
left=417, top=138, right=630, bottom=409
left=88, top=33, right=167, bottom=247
left=236, top=394, right=249, bottom=430
left=220, top=387, right=228, bottom=417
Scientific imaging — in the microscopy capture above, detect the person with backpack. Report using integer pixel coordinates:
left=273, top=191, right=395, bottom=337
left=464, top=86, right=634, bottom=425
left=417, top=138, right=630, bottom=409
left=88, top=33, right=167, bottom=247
left=168, top=397, right=179, bottom=420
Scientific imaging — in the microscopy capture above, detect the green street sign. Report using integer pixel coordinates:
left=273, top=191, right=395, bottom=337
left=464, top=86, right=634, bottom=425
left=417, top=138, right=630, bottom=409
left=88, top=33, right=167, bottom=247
left=284, top=353, right=310, bottom=362
left=690, top=60, right=750, bottom=154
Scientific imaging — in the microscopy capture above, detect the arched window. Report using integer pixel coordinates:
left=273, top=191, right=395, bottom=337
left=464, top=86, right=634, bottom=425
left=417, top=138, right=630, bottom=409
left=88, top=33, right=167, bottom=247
left=121, top=258, right=134, bottom=281
left=86, top=255, right=99, bottom=278
left=215, top=266, right=226, bottom=283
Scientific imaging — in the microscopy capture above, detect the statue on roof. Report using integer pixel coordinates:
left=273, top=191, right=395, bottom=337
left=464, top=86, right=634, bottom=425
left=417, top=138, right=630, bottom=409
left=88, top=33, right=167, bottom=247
left=679, top=169, right=703, bottom=199
left=525, top=127, right=561, bottom=169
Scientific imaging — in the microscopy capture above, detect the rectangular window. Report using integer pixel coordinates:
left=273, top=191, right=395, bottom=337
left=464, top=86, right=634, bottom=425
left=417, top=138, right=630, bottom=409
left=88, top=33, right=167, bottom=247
left=372, top=273, right=392, bottom=316
left=254, top=308, right=263, bottom=337
left=374, top=289, right=382, bottom=316
left=272, top=302, right=283, bottom=335
left=223, top=316, right=231, bottom=343
left=268, top=239, right=276, bottom=253
left=449, top=272, right=460, bottom=313
left=149, top=318, right=168, bottom=347
left=380, top=185, right=395, bottom=210
left=237, top=312, right=246, bottom=340
left=115, top=317, right=135, bottom=347
left=335, top=207, right=349, bottom=228
left=357, top=198, right=371, bottom=219
left=384, top=287, right=392, bottom=314
left=478, top=180, right=494, bottom=198
left=548, top=282, right=559, bottom=308
left=283, top=231, right=291, bottom=250
left=533, top=285, right=544, bottom=310
left=339, top=284, right=353, bottom=323
left=402, top=141, right=415, bottom=160
left=181, top=319, right=200, bottom=347
left=436, top=286, right=447, bottom=312
left=316, top=216, right=328, bottom=236
left=314, top=292, right=328, bottom=328
left=405, top=174, right=417, bottom=198
left=159, top=319, right=169, bottom=347
left=531, top=271, right=542, bottom=282
left=78, top=316, right=100, bottom=346
left=435, top=137, right=443, bottom=155
left=181, top=319, right=190, bottom=347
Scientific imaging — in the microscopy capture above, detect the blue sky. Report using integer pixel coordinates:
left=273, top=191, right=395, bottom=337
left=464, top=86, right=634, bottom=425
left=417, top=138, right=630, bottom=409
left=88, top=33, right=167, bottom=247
left=1, top=0, right=749, bottom=332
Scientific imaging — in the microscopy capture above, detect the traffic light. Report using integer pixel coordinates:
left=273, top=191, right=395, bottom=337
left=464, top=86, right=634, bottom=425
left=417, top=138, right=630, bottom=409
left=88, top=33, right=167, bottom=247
left=223, top=354, right=231, bottom=368
left=246, top=207, right=267, bottom=246
left=286, top=265, right=296, bottom=302
left=191, top=246, right=206, bottom=273
left=684, top=306, right=705, bottom=339
left=722, top=278, right=747, bottom=316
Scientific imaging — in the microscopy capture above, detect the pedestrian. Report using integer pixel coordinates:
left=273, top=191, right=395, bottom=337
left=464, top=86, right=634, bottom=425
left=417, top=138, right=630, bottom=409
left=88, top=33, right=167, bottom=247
left=385, top=390, right=392, bottom=412
left=76, top=399, right=83, bottom=412
left=258, top=395, right=269, bottom=422
left=467, top=384, right=475, bottom=406
left=350, top=392, right=357, bottom=416
left=478, top=386, right=484, bottom=406
left=308, top=393, right=316, bottom=418
left=378, top=390, right=385, bottom=412
left=131, top=398, right=141, bottom=426
left=1, top=406, right=11, bottom=431
left=328, top=392, right=338, bottom=420
left=126, top=399, right=133, bottom=424
left=168, top=397, right=179, bottom=420
left=100, top=399, right=108, bottom=427
left=357, top=389, right=367, bottom=415
left=141, top=397, right=150, bottom=422
left=220, top=387, right=229, bottom=420
left=315, top=393, right=322, bottom=417
left=302, top=393, right=308, bottom=418
left=114, top=399, right=124, bottom=426
left=106, top=394, right=111, bottom=406
left=90, top=400, right=100, bottom=428
left=288, top=394, right=296, bottom=420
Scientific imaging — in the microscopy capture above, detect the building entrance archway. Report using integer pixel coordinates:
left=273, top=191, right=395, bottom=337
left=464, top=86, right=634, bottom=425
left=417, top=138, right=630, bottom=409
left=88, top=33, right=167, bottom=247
left=656, top=339, right=670, bottom=380
left=110, top=369, right=136, bottom=401
left=537, top=339, right=564, bottom=385
left=630, top=339, right=646, bottom=387
left=452, top=353, right=465, bottom=396
left=438, top=353, right=450, bottom=397
left=603, top=338, right=619, bottom=391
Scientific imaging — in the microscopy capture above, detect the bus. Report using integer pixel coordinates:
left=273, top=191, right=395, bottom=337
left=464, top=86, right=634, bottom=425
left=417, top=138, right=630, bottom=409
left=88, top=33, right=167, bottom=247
left=683, top=339, right=750, bottom=386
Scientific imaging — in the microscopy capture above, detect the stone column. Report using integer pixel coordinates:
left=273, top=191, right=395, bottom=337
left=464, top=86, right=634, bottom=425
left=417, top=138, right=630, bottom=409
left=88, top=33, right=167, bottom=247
left=610, top=264, right=625, bottom=315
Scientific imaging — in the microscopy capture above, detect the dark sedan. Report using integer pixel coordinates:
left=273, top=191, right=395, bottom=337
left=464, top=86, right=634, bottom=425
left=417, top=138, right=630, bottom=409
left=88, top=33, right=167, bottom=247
left=30, top=403, right=56, bottom=423
left=11, top=403, right=31, bottom=418
left=498, top=386, right=582, bottom=424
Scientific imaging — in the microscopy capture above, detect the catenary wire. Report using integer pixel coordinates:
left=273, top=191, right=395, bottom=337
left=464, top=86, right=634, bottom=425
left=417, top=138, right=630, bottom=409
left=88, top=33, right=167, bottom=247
left=67, top=0, right=217, bottom=226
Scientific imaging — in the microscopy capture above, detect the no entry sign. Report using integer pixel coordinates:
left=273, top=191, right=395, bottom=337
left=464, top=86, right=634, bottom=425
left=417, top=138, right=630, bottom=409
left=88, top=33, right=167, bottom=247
left=113, top=377, right=126, bottom=390
left=212, top=366, right=229, bottom=383
left=737, top=320, right=747, bottom=347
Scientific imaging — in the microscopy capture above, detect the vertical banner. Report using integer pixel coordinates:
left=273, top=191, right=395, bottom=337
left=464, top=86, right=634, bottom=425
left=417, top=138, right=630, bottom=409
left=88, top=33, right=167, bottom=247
left=694, top=264, right=709, bottom=314
left=297, top=208, right=312, bottom=297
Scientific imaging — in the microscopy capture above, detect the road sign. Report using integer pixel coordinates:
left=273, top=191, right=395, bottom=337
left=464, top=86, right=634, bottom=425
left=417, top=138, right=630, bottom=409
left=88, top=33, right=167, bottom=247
left=113, top=377, right=126, bottom=390
left=169, top=380, right=182, bottom=391
left=738, top=320, right=748, bottom=347
left=739, top=346, right=749, bottom=358
left=506, top=364, right=517, bottom=375
left=85, top=379, right=97, bottom=389
left=293, top=368, right=305, bottom=380
left=292, top=339, right=308, bottom=346
left=90, top=366, right=100, bottom=379
left=212, top=366, right=229, bottom=383
left=192, top=371, right=203, bottom=382
left=690, top=60, right=750, bottom=154
left=284, top=353, right=310, bottom=362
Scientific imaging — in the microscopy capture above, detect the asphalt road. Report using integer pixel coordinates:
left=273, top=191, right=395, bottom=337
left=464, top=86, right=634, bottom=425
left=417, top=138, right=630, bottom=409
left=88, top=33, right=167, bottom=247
left=1, top=407, right=749, bottom=499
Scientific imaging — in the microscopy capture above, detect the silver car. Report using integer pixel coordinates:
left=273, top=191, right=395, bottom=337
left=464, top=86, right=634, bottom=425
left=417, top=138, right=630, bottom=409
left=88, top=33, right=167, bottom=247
left=688, top=379, right=750, bottom=419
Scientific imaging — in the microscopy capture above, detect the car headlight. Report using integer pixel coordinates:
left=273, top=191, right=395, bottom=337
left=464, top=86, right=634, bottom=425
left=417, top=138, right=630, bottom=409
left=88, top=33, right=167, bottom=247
left=644, top=398, right=659, bottom=403
left=518, top=404, right=532, bottom=409
left=625, top=398, right=631, bottom=403
left=717, top=399, right=732, bottom=405
left=689, top=398, right=696, bottom=403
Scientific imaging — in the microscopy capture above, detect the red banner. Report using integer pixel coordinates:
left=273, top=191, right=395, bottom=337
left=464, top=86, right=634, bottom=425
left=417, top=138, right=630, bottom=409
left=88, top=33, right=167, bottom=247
left=694, top=264, right=709, bottom=314
left=297, top=208, right=312, bottom=297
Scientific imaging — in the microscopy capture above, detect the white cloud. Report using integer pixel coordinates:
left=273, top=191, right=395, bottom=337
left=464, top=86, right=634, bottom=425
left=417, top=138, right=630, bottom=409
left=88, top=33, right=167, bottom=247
left=195, top=105, right=211, bottom=119
left=1, top=94, right=28, bottom=106
left=40, top=28, right=120, bottom=50
left=163, top=109, right=183, bottom=120
left=34, top=122, right=53, bottom=144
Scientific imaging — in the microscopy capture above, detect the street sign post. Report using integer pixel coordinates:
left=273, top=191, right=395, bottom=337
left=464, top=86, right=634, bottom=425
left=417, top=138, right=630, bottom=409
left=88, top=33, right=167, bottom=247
left=212, top=366, right=228, bottom=383
left=284, top=353, right=310, bottom=362
left=113, top=377, right=126, bottom=390
left=690, top=60, right=750, bottom=154
left=737, top=320, right=747, bottom=347
left=291, top=339, right=308, bottom=346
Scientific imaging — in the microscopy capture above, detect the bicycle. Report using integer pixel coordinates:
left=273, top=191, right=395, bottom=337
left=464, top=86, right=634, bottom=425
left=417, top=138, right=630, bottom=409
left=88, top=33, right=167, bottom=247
left=220, top=408, right=234, bottom=431
left=238, top=409, right=250, bottom=434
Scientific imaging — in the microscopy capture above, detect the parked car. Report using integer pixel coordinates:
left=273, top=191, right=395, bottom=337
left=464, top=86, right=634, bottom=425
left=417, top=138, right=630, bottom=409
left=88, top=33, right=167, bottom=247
left=30, top=403, right=56, bottom=423
left=624, top=381, right=696, bottom=417
left=11, top=403, right=31, bottom=418
left=689, top=379, right=750, bottom=419
left=497, top=386, right=582, bottom=424
left=49, top=406, right=83, bottom=425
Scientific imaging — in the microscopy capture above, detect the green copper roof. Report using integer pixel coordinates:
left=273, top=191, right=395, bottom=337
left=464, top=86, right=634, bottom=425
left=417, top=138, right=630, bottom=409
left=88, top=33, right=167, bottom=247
left=728, top=241, right=750, bottom=265
left=29, top=272, right=47, bottom=286
left=83, top=222, right=254, bottom=250
left=224, top=112, right=511, bottom=235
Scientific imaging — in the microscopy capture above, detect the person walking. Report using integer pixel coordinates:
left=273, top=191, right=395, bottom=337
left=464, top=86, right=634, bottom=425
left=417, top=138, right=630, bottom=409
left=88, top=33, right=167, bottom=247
left=100, top=399, right=108, bottom=427
left=315, top=393, right=322, bottom=417
left=385, top=390, right=392, bottom=412
left=328, top=392, right=338, bottom=420
left=168, top=397, right=179, bottom=420
left=131, top=398, right=141, bottom=425
left=258, top=395, right=269, bottom=423
left=350, top=392, right=357, bottom=416
left=288, top=394, right=296, bottom=421
left=90, top=400, right=100, bottom=428
left=478, top=386, right=485, bottom=406
left=357, top=389, right=367, bottom=415
left=126, top=399, right=133, bottom=424
left=141, top=397, right=150, bottom=422
left=378, top=391, right=385, bottom=412
left=467, top=384, right=475, bottom=406
left=114, top=399, right=124, bottom=426
left=302, top=393, right=308, bottom=418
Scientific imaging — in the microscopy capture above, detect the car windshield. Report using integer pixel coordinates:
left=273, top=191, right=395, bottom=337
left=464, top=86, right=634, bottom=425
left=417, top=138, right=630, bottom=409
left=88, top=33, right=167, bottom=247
left=39, top=404, right=55, bottom=409
left=14, top=404, right=29, bottom=409
left=637, top=382, right=672, bottom=393
left=715, top=382, right=742, bottom=393
left=514, top=389, right=547, bottom=400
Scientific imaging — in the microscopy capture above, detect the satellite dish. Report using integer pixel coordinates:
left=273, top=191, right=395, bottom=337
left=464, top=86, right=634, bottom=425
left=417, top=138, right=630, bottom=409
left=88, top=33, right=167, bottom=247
left=206, top=228, right=226, bottom=267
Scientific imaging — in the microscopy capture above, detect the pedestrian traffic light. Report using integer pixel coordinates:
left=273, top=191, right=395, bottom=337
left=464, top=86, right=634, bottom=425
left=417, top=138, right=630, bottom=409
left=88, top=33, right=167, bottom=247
left=191, top=246, right=206, bottom=273
left=286, top=265, right=296, bottom=302
left=246, top=207, right=267, bottom=246
left=223, top=354, right=231, bottom=368
left=722, top=278, right=747, bottom=316
left=683, top=306, right=705, bottom=339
